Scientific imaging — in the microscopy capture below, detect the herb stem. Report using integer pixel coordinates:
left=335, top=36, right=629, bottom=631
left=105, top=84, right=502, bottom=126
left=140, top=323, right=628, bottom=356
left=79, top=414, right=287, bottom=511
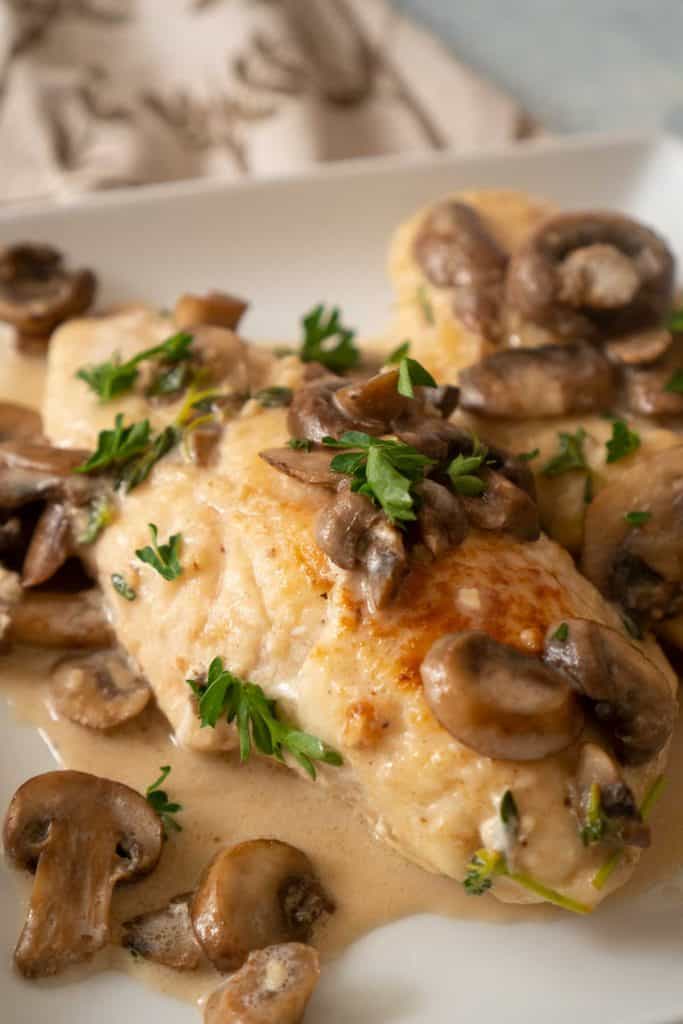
left=592, top=774, right=665, bottom=890
left=507, top=870, right=592, bottom=914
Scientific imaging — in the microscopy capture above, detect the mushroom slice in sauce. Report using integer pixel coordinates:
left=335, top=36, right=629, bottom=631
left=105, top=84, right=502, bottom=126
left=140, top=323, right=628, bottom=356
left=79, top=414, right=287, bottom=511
left=505, top=212, right=674, bottom=339
left=0, top=244, right=97, bottom=340
left=415, top=479, right=467, bottom=557
left=122, top=893, right=202, bottom=970
left=204, top=943, right=320, bottom=1024
left=462, top=468, right=540, bottom=541
left=0, top=440, right=91, bottom=507
left=7, top=589, right=114, bottom=649
left=543, top=619, right=676, bottom=765
left=573, top=742, right=650, bottom=848
left=174, top=290, right=248, bottom=332
left=420, top=631, right=583, bottom=761
left=0, top=402, right=43, bottom=443
left=581, top=446, right=683, bottom=627
left=605, top=327, right=673, bottom=366
left=316, top=487, right=407, bottom=611
left=619, top=336, right=683, bottom=417
left=259, top=446, right=340, bottom=488
left=333, top=369, right=414, bottom=431
left=189, top=326, right=250, bottom=391
left=2, top=770, right=163, bottom=978
left=191, top=840, right=332, bottom=973
left=21, top=502, right=71, bottom=587
left=413, top=200, right=508, bottom=341
left=458, top=343, right=614, bottom=418
left=50, top=650, right=151, bottom=730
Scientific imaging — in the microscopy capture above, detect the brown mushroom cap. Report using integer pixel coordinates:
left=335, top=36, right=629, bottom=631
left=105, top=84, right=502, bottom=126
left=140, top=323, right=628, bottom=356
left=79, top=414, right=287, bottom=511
left=574, top=742, right=650, bottom=848
left=21, top=502, right=71, bottom=587
left=333, top=370, right=414, bottom=430
left=3, top=770, right=163, bottom=977
left=50, top=650, right=151, bottom=730
left=619, top=335, right=683, bottom=417
left=174, top=290, right=248, bottom=332
left=7, top=589, right=114, bottom=649
left=0, top=244, right=96, bottom=338
left=415, top=478, right=467, bottom=557
left=414, top=200, right=508, bottom=341
left=191, top=840, right=332, bottom=972
left=0, top=439, right=91, bottom=508
left=0, top=402, right=43, bottom=443
left=462, top=468, right=540, bottom=541
left=543, top=618, right=676, bottom=764
left=259, top=446, right=340, bottom=488
left=581, top=446, right=683, bottom=626
left=505, top=211, right=674, bottom=338
left=420, top=631, right=583, bottom=761
left=605, top=327, right=673, bottom=366
left=203, top=943, right=320, bottom=1024
left=458, top=343, right=614, bottom=418
left=189, top=326, right=250, bottom=390
left=122, top=893, right=202, bottom=970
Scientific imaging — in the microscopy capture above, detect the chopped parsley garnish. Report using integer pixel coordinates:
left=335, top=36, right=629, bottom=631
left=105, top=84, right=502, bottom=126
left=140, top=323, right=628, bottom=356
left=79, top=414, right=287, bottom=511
left=288, top=438, right=312, bottom=451
left=253, top=386, right=293, bottom=408
left=299, top=304, right=359, bottom=373
left=417, top=285, right=435, bottom=325
left=322, top=431, right=435, bottom=523
left=136, top=524, right=182, bottom=581
left=605, top=419, right=640, bottom=463
left=447, top=438, right=489, bottom=497
left=625, top=510, right=651, bottom=526
left=464, top=847, right=590, bottom=914
left=551, top=622, right=569, bottom=642
left=386, top=340, right=411, bottom=365
left=500, top=789, right=520, bottom=835
left=187, top=657, right=342, bottom=780
left=541, top=427, right=588, bottom=477
left=146, top=765, right=182, bottom=837
left=397, top=357, right=436, bottom=398
left=78, top=494, right=113, bottom=545
left=111, top=573, right=136, bottom=601
left=664, top=368, right=683, bottom=394
left=666, top=307, right=683, bottom=332
left=118, top=425, right=178, bottom=492
left=77, top=331, right=193, bottom=401
left=580, top=783, right=606, bottom=846
left=518, top=447, right=540, bottom=462
left=76, top=414, right=179, bottom=493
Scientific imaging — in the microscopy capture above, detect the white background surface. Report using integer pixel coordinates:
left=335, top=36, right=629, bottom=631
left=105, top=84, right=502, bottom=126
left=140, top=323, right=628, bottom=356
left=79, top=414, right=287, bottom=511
left=1, top=134, right=683, bottom=1023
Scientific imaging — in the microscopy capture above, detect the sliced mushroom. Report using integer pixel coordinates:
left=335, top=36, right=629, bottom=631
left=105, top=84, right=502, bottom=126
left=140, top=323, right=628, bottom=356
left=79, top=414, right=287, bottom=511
left=605, top=327, right=673, bottom=366
left=3, top=770, right=163, bottom=977
left=191, top=840, right=332, bottom=972
left=394, top=418, right=470, bottom=461
left=21, top=502, right=71, bottom=587
left=0, top=402, right=43, bottom=442
left=333, top=370, right=414, bottom=430
left=0, top=440, right=91, bottom=507
left=287, top=378, right=352, bottom=442
left=619, top=335, right=683, bottom=417
left=316, top=487, right=407, bottom=611
left=543, top=618, right=676, bottom=764
left=122, top=893, right=202, bottom=970
left=458, top=343, right=614, bottom=418
left=421, top=631, right=583, bottom=761
left=189, top=326, right=250, bottom=391
left=50, top=650, right=151, bottom=730
left=573, top=742, right=650, bottom=848
left=0, top=244, right=96, bottom=340
left=414, top=201, right=508, bottom=341
left=462, top=468, right=540, bottom=541
left=204, top=943, right=320, bottom=1024
left=505, top=212, right=674, bottom=339
left=582, top=446, right=683, bottom=626
left=174, top=290, right=248, bottom=332
left=7, top=589, right=115, bottom=648
left=186, top=421, right=223, bottom=467
left=415, top=479, right=467, bottom=557
left=259, top=446, right=340, bottom=488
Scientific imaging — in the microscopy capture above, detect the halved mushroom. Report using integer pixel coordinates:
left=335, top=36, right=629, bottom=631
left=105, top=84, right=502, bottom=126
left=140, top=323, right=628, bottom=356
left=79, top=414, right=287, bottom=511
left=581, top=446, right=683, bottom=627
left=333, top=370, right=414, bottom=430
left=415, top=479, right=467, bottom=557
left=260, top=446, right=340, bottom=488
left=505, top=212, right=674, bottom=339
left=0, top=244, right=96, bottom=341
left=543, top=618, right=676, bottom=764
left=573, top=742, right=650, bottom=848
left=0, top=402, right=43, bottom=443
left=50, top=650, right=151, bottom=729
left=414, top=201, right=508, bottom=341
left=21, top=502, right=71, bottom=587
left=7, top=589, right=115, bottom=648
left=458, top=343, right=614, bottom=418
left=316, top=487, right=407, bottom=611
left=174, top=290, right=248, bottom=332
left=462, top=468, right=540, bottom=541
left=204, top=944, right=320, bottom=1024
left=3, top=770, right=163, bottom=977
left=122, top=893, right=202, bottom=970
left=420, top=631, right=583, bottom=761
left=191, top=840, right=333, bottom=972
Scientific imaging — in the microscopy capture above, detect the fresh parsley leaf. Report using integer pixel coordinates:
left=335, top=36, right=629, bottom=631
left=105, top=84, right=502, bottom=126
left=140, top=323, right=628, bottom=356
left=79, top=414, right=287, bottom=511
left=78, top=494, right=113, bottom=545
left=664, top=368, right=683, bottom=394
left=288, top=438, right=312, bottom=451
left=518, top=447, right=540, bottom=462
left=77, top=331, right=193, bottom=401
left=417, top=285, right=435, bottom=325
left=551, top=622, right=569, bottom=642
left=146, top=765, right=183, bottom=837
left=605, top=419, right=640, bottom=463
left=112, top=573, right=136, bottom=601
left=117, top=425, right=179, bottom=492
left=76, top=415, right=151, bottom=474
left=299, top=304, right=359, bottom=372
left=397, top=356, right=437, bottom=398
left=541, top=428, right=588, bottom=477
left=187, top=657, right=342, bottom=780
left=136, top=524, right=182, bottom=581
left=447, top=450, right=487, bottom=496
left=625, top=510, right=651, bottom=526
left=386, top=340, right=411, bottom=365
left=500, top=790, right=519, bottom=830
left=666, top=308, right=683, bottom=332
left=253, top=386, right=293, bottom=408
left=323, top=432, right=435, bottom=524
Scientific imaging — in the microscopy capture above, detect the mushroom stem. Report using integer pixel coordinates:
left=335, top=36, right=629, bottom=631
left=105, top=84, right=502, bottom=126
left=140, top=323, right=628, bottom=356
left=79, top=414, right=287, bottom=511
left=7, top=590, right=114, bottom=649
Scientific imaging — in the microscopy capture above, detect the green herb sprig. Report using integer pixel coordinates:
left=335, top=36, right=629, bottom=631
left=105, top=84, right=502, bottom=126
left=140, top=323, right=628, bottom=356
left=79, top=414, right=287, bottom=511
left=664, top=368, right=683, bottom=394
left=78, top=494, right=113, bottom=545
left=463, top=847, right=591, bottom=914
left=136, top=524, right=182, bottom=581
left=447, top=436, right=490, bottom=497
left=77, top=331, right=193, bottom=401
left=397, top=357, right=436, bottom=398
left=625, top=510, right=651, bottom=526
left=299, top=305, right=359, bottom=373
left=253, top=386, right=293, bottom=408
left=580, top=783, right=607, bottom=846
left=187, top=657, right=342, bottom=780
left=592, top=775, right=665, bottom=890
left=542, top=427, right=588, bottom=477
left=606, top=420, right=640, bottom=463
left=112, top=573, right=136, bottom=601
left=146, top=765, right=183, bottom=837
left=76, top=414, right=179, bottom=493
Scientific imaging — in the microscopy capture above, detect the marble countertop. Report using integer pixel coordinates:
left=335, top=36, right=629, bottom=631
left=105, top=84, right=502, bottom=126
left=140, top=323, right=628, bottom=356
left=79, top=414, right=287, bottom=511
left=401, top=0, right=683, bottom=134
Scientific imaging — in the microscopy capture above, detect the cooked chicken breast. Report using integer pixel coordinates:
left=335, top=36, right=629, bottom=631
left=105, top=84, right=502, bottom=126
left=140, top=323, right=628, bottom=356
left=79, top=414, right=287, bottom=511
left=42, top=308, right=676, bottom=910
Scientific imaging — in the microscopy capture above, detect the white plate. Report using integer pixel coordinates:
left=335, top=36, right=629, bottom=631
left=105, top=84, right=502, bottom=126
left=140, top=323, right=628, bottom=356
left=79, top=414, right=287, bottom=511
left=2, top=132, right=683, bottom=1024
